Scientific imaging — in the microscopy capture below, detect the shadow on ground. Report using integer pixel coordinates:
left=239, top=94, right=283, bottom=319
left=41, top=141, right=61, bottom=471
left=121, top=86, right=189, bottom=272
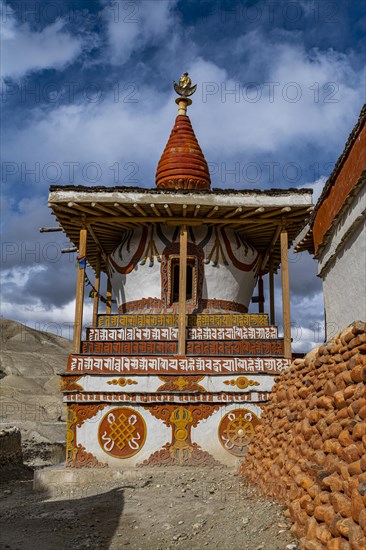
left=0, top=480, right=125, bottom=550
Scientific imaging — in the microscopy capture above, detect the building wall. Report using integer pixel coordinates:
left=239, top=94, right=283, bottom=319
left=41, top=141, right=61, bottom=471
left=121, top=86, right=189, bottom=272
left=317, top=181, right=366, bottom=338
left=322, top=217, right=366, bottom=338
left=313, top=120, right=366, bottom=253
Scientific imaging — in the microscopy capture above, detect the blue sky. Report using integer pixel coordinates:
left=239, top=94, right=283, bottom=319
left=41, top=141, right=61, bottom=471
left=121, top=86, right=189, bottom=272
left=1, top=0, right=365, bottom=350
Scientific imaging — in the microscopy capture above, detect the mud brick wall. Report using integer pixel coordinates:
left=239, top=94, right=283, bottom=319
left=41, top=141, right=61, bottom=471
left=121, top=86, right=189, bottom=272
left=240, top=322, right=366, bottom=550
left=0, top=427, right=23, bottom=466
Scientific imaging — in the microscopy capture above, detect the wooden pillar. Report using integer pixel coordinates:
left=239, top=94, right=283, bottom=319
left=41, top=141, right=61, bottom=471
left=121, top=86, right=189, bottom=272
left=106, top=278, right=112, bottom=315
left=280, top=229, right=291, bottom=359
left=258, top=275, right=264, bottom=313
left=92, top=254, right=101, bottom=328
left=269, top=256, right=275, bottom=325
left=178, top=224, right=187, bottom=356
left=73, top=228, right=87, bottom=353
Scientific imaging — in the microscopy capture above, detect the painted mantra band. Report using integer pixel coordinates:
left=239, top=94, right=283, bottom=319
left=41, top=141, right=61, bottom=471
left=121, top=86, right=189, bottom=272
left=87, top=326, right=278, bottom=341
left=81, top=340, right=284, bottom=356
left=63, top=391, right=272, bottom=403
left=97, top=313, right=269, bottom=328
left=67, top=355, right=291, bottom=374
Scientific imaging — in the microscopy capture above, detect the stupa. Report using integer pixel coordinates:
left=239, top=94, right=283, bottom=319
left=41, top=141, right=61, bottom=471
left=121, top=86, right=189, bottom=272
left=48, top=74, right=313, bottom=467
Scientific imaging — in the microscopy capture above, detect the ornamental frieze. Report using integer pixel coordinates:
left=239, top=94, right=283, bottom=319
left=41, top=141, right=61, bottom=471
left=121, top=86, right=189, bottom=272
left=60, top=373, right=275, bottom=394
left=81, top=339, right=284, bottom=356
left=87, top=326, right=278, bottom=341
left=97, top=313, right=269, bottom=328
left=64, top=391, right=272, bottom=404
left=157, top=375, right=206, bottom=392
left=67, top=355, right=290, bottom=374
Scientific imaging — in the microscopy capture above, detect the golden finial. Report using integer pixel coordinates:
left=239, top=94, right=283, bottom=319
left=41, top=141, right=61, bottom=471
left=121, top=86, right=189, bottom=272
left=174, top=72, right=197, bottom=97
left=173, top=72, right=197, bottom=115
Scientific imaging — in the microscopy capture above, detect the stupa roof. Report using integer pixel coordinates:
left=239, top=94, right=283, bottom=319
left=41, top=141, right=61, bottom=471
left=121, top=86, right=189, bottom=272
left=48, top=186, right=313, bottom=274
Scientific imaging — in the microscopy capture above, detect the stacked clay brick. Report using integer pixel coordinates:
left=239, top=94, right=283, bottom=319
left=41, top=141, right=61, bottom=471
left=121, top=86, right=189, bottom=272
left=240, top=322, right=366, bottom=550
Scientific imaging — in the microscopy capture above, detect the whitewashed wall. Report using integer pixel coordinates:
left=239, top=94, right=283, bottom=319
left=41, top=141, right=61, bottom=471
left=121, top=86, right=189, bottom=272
left=318, top=184, right=366, bottom=338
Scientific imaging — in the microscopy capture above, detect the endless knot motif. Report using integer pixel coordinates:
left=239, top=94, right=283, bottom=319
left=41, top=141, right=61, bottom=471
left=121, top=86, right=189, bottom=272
left=98, top=407, right=146, bottom=459
left=218, top=408, right=260, bottom=457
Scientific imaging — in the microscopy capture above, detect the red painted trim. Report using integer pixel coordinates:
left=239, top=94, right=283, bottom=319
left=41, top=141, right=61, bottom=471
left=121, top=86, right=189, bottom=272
left=109, top=226, right=148, bottom=274
left=220, top=227, right=259, bottom=272
left=313, top=122, right=366, bottom=252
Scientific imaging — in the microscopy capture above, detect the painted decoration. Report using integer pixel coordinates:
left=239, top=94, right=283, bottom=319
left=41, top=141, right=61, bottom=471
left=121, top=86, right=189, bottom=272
left=65, top=402, right=266, bottom=468
left=62, top=291, right=287, bottom=467
left=97, top=313, right=269, bottom=328
left=108, top=224, right=260, bottom=313
left=87, top=326, right=278, bottom=341
left=67, top=355, right=291, bottom=374
left=81, top=339, right=285, bottom=356
left=140, top=404, right=222, bottom=466
left=64, top=391, right=272, bottom=404
left=218, top=408, right=260, bottom=456
left=98, top=407, right=146, bottom=459
left=61, top=373, right=276, bottom=394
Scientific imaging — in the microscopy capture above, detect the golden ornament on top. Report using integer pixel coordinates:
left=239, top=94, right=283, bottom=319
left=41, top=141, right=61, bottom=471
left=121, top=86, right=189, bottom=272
left=174, top=72, right=197, bottom=97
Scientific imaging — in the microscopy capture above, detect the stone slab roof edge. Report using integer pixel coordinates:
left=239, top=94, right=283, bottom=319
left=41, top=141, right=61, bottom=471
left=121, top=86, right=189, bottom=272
left=49, top=187, right=313, bottom=209
left=49, top=184, right=313, bottom=196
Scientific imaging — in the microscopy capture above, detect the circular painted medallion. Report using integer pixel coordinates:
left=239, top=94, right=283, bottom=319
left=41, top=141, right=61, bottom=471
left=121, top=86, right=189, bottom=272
left=218, top=408, right=260, bottom=456
left=98, top=407, right=146, bottom=459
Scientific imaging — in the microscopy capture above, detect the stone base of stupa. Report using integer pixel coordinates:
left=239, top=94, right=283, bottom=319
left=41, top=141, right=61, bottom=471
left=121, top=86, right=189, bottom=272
left=60, top=313, right=290, bottom=468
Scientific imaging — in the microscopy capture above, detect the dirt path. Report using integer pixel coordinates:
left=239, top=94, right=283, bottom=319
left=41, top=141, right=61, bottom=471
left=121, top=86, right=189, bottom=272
left=0, top=467, right=298, bottom=550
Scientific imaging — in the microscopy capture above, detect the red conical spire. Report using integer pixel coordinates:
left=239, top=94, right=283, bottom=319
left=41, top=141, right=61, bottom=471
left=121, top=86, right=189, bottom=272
left=156, top=79, right=211, bottom=190
left=156, top=116, right=211, bottom=191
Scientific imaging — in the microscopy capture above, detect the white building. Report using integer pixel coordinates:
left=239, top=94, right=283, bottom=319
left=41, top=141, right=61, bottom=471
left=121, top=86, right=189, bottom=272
left=295, top=104, right=366, bottom=337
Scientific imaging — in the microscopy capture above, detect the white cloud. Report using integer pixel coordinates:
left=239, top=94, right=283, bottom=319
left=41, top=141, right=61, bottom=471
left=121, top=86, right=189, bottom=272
left=0, top=297, right=94, bottom=341
left=103, top=0, right=179, bottom=65
left=190, top=46, right=364, bottom=157
left=300, top=176, right=327, bottom=202
left=0, top=3, right=83, bottom=80
left=0, top=265, right=46, bottom=287
left=4, top=41, right=363, bottom=192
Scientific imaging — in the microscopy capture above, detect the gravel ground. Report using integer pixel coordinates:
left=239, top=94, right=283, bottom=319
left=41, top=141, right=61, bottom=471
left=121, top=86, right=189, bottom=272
left=0, top=466, right=298, bottom=550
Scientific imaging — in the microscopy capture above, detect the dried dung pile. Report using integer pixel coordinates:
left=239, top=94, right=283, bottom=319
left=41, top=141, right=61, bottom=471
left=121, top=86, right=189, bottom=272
left=240, top=322, right=366, bottom=550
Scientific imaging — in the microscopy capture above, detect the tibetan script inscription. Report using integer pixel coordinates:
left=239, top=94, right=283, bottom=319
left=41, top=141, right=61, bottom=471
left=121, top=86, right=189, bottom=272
left=67, top=355, right=291, bottom=374
left=87, top=326, right=278, bottom=341
left=97, top=313, right=269, bottom=328
left=81, top=340, right=284, bottom=356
